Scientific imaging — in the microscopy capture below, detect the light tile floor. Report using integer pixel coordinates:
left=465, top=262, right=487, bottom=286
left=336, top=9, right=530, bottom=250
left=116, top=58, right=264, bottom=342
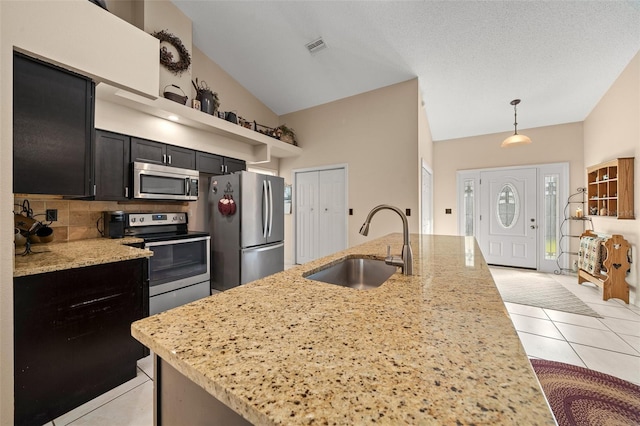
left=499, top=269, right=640, bottom=387
left=45, top=268, right=640, bottom=425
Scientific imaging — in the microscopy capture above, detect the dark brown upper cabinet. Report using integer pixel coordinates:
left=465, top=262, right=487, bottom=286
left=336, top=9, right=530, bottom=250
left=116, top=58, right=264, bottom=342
left=196, top=151, right=246, bottom=175
left=13, top=52, right=95, bottom=197
left=94, top=130, right=131, bottom=201
left=131, top=137, right=196, bottom=170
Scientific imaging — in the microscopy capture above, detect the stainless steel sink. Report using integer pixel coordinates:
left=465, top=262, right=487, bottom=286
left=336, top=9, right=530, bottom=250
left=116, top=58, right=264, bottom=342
left=304, top=258, right=397, bottom=290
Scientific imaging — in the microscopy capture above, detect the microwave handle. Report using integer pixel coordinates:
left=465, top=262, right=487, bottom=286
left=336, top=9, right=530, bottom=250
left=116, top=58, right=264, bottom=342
left=185, top=178, right=190, bottom=196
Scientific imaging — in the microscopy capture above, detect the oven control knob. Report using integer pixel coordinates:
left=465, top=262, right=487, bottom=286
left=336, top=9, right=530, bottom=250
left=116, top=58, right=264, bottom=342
left=131, top=217, right=136, bottom=223
left=140, top=217, right=145, bottom=223
left=173, top=216, right=177, bottom=221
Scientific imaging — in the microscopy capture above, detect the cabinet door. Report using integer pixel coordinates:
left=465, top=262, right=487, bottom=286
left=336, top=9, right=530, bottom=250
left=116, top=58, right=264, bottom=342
left=224, top=157, right=247, bottom=174
left=13, top=52, right=94, bottom=196
left=196, top=152, right=224, bottom=174
left=166, top=145, right=196, bottom=169
left=131, top=137, right=166, bottom=165
left=14, top=259, right=147, bottom=426
left=95, top=130, right=130, bottom=200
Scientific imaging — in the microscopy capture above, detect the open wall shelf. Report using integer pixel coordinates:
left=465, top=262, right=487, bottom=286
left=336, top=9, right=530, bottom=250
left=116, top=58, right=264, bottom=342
left=587, top=157, right=634, bottom=219
left=96, top=83, right=302, bottom=163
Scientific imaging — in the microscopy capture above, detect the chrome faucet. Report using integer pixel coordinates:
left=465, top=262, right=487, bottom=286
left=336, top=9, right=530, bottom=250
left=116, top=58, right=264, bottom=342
left=359, top=204, right=413, bottom=275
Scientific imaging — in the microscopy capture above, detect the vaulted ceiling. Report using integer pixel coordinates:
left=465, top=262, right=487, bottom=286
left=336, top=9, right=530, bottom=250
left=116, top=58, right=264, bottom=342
left=172, top=1, right=640, bottom=141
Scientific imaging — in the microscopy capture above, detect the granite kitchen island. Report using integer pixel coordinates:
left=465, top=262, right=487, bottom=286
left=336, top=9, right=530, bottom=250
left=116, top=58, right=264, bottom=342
left=131, top=233, right=554, bottom=425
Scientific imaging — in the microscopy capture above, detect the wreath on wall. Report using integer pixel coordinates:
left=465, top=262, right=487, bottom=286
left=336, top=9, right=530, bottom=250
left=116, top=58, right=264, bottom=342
left=151, top=30, right=191, bottom=75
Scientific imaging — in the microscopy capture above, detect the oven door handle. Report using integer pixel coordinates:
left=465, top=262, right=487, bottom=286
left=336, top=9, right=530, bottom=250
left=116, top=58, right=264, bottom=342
left=144, top=236, right=211, bottom=247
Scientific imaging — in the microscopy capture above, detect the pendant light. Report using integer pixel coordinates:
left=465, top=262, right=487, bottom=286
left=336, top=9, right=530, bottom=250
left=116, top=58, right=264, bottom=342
left=501, top=99, right=532, bottom=147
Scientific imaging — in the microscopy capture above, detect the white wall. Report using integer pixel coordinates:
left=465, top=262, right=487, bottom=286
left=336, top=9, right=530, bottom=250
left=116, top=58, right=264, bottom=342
left=142, top=0, right=193, bottom=97
left=0, top=4, right=8, bottom=423
left=433, top=122, right=585, bottom=235
left=0, top=1, right=163, bottom=421
left=418, top=91, right=434, bottom=230
left=583, top=50, right=640, bottom=306
left=0, top=2, right=282, bottom=422
left=279, top=79, right=423, bottom=265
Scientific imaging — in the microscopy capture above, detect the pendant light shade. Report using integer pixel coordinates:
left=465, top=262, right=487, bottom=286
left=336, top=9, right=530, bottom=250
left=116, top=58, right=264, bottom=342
left=501, top=99, right=532, bottom=148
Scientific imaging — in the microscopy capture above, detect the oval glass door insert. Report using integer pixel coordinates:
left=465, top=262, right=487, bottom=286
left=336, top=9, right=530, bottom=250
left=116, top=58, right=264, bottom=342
left=497, top=183, right=519, bottom=228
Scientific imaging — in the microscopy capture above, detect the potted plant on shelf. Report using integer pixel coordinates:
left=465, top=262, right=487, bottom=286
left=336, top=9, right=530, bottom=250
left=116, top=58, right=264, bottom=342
left=276, top=124, right=296, bottom=145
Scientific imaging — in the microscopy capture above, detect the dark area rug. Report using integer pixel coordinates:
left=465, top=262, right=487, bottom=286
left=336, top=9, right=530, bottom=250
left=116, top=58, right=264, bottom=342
left=531, top=359, right=640, bottom=426
left=490, top=268, right=602, bottom=318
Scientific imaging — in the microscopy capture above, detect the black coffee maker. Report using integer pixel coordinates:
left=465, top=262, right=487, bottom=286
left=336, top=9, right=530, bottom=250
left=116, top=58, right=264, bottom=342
left=103, top=211, right=126, bottom=238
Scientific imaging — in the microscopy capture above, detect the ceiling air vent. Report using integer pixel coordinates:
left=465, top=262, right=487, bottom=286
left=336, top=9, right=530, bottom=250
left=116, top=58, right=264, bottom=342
left=305, top=37, right=327, bottom=54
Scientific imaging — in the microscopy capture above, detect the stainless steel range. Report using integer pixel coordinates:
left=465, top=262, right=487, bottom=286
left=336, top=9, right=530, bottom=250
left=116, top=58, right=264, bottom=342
left=125, top=212, right=210, bottom=315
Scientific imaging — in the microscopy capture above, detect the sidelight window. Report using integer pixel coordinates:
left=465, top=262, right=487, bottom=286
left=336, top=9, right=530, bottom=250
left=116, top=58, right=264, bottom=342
left=463, top=179, right=475, bottom=236
left=544, top=175, right=559, bottom=260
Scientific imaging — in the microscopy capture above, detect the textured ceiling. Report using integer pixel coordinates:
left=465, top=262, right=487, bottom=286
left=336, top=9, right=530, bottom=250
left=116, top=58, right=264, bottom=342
left=172, top=1, right=640, bottom=141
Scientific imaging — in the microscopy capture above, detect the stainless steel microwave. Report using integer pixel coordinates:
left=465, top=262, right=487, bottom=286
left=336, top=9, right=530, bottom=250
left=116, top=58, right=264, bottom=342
left=132, top=162, right=199, bottom=201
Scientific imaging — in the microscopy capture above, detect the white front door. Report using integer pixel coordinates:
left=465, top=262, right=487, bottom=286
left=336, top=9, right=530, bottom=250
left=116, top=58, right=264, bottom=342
left=479, top=168, right=538, bottom=268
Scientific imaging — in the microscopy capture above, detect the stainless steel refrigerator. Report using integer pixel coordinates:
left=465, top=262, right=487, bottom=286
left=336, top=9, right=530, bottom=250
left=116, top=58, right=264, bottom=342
left=209, top=171, right=284, bottom=291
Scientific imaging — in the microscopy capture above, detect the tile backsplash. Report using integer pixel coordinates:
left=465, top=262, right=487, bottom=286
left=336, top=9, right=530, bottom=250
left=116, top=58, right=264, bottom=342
left=14, top=195, right=191, bottom=243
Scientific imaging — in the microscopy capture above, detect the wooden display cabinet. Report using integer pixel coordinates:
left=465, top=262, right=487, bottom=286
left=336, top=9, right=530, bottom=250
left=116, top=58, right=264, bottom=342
left=586, top=157, right=634, bottom=219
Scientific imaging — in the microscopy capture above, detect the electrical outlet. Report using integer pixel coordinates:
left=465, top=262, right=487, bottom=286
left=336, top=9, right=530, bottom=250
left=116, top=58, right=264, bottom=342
left=46, top=209, right=58, bottom=221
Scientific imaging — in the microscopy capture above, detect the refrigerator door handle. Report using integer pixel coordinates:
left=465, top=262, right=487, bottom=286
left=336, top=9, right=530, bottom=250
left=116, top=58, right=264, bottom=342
left=262, top=179, right=269, bottom=238
left=267, top=180, right=273, bottom=237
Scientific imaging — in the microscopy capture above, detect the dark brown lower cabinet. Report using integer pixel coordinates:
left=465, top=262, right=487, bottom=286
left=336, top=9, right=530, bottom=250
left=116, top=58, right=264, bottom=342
left=14, top=259, right=148, bottom=426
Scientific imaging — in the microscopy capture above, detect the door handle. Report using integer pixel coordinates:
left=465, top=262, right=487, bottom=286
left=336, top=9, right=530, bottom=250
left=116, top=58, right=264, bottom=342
left=168, top=155, right=172, bottom=165
left=267, top=180, right=273, bottom=237
left=262, top=180, right=269, bottom=238
left=530, top=225, right=538, bottom=229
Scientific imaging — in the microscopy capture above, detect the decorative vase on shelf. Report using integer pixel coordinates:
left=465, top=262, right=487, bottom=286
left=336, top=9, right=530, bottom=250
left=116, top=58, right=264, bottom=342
left=600, top=202, right=608, bottom=216
left=196, top=89, right=218, bottom=115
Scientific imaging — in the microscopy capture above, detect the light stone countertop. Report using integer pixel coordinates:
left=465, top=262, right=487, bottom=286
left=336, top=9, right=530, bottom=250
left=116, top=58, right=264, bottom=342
left=131, top=233, right=554, bottom=425
left=13, top=237, right=150, bottom=277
